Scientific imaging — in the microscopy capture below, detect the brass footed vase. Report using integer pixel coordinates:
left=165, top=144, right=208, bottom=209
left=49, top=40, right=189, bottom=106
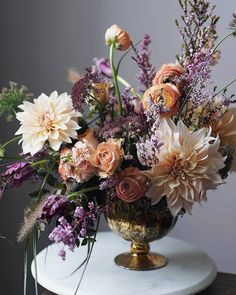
left=106, top=197, right=177, bottom=271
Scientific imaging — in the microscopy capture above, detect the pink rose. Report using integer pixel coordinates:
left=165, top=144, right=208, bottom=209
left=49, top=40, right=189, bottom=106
left=116, top=167, right=149, bottom=203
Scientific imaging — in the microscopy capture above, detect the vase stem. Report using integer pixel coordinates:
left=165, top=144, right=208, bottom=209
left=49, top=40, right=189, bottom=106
left=131, top=242, right=149, bottom=255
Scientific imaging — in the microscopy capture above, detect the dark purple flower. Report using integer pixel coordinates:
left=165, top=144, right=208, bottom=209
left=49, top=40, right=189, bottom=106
left=96, top=114, right=144, bottom=141
left=71, top=67, right=100, bottom=112
left=41, top=195, right=68, bottom=219
left=99, top=175, right=118, bottom=190
left=92, top=57, right=112, bottom=78
left=0, top=161, right=36, bottom=193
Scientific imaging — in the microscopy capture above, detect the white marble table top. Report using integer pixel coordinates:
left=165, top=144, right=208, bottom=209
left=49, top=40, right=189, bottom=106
left=32, top=231, right=217, bottom=295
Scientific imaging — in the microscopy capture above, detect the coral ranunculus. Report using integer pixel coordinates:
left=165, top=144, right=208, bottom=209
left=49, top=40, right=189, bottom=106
left=105, top=24, right=131, bottom=51
left=142, top=83, right=180, bottom=116
left=116, top=167, right=149, bottom=203
left=153, top=63, right=184, bottom=91
left=89, top=139, right=123, bottom=178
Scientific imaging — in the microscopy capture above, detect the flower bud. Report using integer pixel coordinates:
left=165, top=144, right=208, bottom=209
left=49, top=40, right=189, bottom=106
left=105, top=24, right=131, bottom=51
left=93, top=81, right=110, bottom=104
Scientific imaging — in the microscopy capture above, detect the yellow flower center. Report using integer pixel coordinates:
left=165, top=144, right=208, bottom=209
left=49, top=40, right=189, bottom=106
left=38, top=112, right=54, bottom=131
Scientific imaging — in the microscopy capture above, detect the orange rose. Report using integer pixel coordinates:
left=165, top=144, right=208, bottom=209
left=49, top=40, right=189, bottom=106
left=142, top=83, right=180, bottom=116
left=116, top=167, right=149, bottom=203
left=105, top=24, right=131, bottom=51
left=78, top=128, right=98, bottom=148
left=153, top=63, right=184, bottom=91
left=89, top=139, right=123, bottom=178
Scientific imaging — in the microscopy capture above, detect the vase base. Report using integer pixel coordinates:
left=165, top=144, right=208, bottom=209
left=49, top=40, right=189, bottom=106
left=114, top=252, right=167, bottom=271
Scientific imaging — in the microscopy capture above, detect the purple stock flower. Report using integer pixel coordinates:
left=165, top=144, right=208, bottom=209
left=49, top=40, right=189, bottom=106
left=41, top=195, right=68, bottom=219
left=132, top=34, right=155, bottom=92
left=92, top=57, right=112, bottom=78
left=49, top=216, right=78, bottom=252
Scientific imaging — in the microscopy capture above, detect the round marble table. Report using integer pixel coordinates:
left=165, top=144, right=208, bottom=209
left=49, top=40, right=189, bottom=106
left=32, top=232, right=217, bottom=295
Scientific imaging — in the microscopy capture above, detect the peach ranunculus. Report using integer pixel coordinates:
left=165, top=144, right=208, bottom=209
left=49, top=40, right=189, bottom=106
left=58, top=141, right=96, bottom=183
left=78, top=128, right=98, bottom=148
left=116, top=167, right=149, bottom=203
left=105, top=24, right=131, bottom=51
left=142, top=83, right=180, bottom=116
left=89, top=139, right=123, bottom=178
left=153, top=63, right=184, bottom=91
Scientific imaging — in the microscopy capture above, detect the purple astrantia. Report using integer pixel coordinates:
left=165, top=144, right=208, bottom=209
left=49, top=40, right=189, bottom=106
left=41, top=195, right=68, bottom=219
left=49, top=217, right=78, bottom=259
left=132, top=34, right=155, bottom=93
left=92, top=57, right=112, bottom=78
left=71, top=67, right=100, bottom=112
left=0, top=161, right=36, bottom=196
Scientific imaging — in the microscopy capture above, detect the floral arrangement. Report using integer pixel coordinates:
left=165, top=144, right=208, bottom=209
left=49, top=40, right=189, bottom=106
left=1, top=0, right=236, bottom=293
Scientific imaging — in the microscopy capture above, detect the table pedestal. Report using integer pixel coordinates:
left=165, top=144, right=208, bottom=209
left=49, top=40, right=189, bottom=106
left=32, top=232, right=217, bottom=295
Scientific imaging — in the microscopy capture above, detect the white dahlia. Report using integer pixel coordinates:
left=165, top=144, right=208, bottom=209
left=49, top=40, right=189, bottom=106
left=143, top=119, right=225, bottom=216
left=16, top=91, right=80, bottom=155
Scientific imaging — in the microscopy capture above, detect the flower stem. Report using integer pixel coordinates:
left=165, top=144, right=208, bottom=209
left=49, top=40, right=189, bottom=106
left=110, top=42, right=123, bottom=115
left=117, top=75, right=141, bottom=98
left=67, top=185, right=99, bottom=201
left=213, top=32, right=233, bottom=53
left=213, top=77, right=236, bottom=98
left=2, top=135, right=21, bottom=148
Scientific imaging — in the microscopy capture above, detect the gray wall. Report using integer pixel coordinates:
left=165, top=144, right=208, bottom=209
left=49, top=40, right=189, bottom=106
left=1, top=0, right=236, bottom=293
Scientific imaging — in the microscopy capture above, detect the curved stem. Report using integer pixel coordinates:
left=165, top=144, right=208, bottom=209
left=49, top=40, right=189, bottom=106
left=117, top=75, right=141, bottom=98
left=213, top=32, right=233, bottom=53
left=110, top=42, right=123, bottom=115
left=2, top=135, right=21, bottom=148
left=67, top=185, right=99, bottom=201
left=213, top=77, right=236, bottom=98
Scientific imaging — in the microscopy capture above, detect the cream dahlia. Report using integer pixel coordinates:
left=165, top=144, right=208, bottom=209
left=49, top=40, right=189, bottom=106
left=143, top=119, right=225, bottom=216
left=15, top=91, right=80, bottom=155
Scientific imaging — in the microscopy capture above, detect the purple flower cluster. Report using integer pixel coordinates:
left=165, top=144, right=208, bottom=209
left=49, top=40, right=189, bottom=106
left=71, top=67, right=99, bottom=112
left=92, top=57, right=112, bottom=78
left=96, top=114, right=144, bottom=141
left=182, top=48, right=213, bottom=106
left=74, top=202, right=97, bottom=238
left=0, top=161, right=36, bottom=197
left=132, top=34, right=155, bottom=92
left=99, top=174, right=118, bottom=191
left=49, top=216, right=78, bottom=260
left=136, top=99, right=164, bottom=167
left=48, top=200, right=98, bottom=260
left=41, top=195, right=68, bottom=219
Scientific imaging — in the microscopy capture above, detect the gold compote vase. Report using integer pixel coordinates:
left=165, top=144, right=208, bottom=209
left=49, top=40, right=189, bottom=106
left=105, top=197, right=177, bottom=271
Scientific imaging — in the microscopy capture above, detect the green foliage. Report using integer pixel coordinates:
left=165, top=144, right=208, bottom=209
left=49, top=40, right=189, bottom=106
left=0, top=82, right=32, bottom=121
